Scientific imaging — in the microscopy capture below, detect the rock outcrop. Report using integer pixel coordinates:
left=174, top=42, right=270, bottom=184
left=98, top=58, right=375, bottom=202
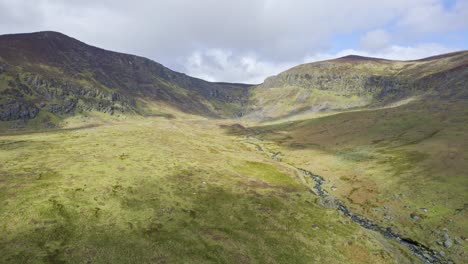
left=0, top=31, right=252, bottom=122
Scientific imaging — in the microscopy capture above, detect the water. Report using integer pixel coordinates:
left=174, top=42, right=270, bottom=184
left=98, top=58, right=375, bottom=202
left=246, top=139, right=453, bottom=263
left=297, top=168, right=452, bottom=264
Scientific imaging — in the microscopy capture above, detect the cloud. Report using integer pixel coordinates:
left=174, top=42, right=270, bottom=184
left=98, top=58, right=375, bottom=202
left=184, top=49, right=295, bottom=84
left=0, top=0, right=467, bottom=83
left=304, top=43, right=456, bottom=63
left=185, top=43, right=456, bottom=84
left=360, top=29, right=391, bottom=51
left=397, top=0, right=468, bottom=34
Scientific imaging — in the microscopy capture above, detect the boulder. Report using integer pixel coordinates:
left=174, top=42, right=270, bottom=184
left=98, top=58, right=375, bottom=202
left=410, top=212, right=420, bottom=220
left=443, top=239, right=452, bottom=248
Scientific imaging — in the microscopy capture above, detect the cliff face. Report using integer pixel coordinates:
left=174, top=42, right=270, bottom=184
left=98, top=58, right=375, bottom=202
left=247, top=52, right=468, bottom=120
left=0, top=31, right=252, bottom=123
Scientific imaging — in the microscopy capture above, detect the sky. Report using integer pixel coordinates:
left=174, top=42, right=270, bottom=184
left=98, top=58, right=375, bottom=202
left=1, top=0, right=467, bottom=84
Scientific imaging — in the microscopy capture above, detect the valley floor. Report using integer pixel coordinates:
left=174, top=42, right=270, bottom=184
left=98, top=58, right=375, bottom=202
left=0, top=102, right=466, bottom=263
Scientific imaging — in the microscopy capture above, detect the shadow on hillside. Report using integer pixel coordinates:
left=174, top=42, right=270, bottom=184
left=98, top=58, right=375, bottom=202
left=0, top=123, right=102, bottom=136
left=220, top=99, right=464, bottom=152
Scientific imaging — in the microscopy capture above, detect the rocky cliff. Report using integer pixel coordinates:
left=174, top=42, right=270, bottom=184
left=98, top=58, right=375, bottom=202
left=0, top=31, right=252, bottom=125
left=247, top=53, right=468, bottom=120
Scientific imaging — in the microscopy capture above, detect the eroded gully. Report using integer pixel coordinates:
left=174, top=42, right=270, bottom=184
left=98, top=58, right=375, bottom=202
left=245, top=140, right=453, bottom=264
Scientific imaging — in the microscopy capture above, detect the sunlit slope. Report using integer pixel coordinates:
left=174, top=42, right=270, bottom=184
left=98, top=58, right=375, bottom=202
left=0, top=31, right=251, bottom=128
left=233, top=98, right=468, bottom=262
left=247, top=52, right=468, bottom=120
left=0, top=118, right=416, bottom=263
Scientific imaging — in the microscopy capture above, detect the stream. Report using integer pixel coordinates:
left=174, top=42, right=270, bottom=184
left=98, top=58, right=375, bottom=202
left=247, top=140, right=452, bottom=264
left=297, top=168, right=451, bottom=264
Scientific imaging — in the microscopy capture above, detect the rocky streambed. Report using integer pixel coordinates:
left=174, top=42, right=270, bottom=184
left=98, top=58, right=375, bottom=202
left=245, top=139, right=453, bottom=264
left=296, top=168, right=452, bottom=264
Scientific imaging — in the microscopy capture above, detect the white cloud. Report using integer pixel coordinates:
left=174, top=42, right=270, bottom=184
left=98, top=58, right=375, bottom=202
left=360, top=29, right=391, bottom=51
left=397, top=0, right=468, bottom=34
left=0, top=0, right=467, bottom=82
left=1, top=0, right=460, bottom=60
left=184, top=49, right=295, bottom=84
left=304, top=43, right=456, bottom=63
left=186, top=43, right=457, bottom=84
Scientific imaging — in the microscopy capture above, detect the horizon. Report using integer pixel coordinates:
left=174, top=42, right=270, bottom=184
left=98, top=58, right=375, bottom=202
left=1, top=0, right=467, bottom=83
left=2, top=30, right=467, bottom=86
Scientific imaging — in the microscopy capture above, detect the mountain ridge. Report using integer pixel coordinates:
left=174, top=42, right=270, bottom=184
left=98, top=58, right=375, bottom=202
left=1, top=31, right=467, bottom=127
left=248, top=49, right=467, bottom=120
left=0, top=31, right=252, bottom=125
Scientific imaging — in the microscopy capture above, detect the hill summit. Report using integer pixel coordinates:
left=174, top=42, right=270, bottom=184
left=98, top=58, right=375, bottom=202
left=1, top=31, right=467, bottom=125
left=0, top=31, right=251, bottom=124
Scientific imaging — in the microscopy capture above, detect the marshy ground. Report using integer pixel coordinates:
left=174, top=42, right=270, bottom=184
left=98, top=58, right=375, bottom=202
left=1, top=99, right=467, bottom=263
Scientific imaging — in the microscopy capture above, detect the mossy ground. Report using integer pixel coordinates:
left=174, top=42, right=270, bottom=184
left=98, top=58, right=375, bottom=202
left=0, top=116, right=410, bottom=263
left=236, top=99, right=468, bottom=263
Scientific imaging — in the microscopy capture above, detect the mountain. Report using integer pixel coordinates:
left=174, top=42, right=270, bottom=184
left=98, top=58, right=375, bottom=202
left=247, top=51, right=468, bottom=120
left=221, top=52, right=468, bottom=264
left=1, top=31, right=467, bottom=127
left=0, top=31, right=251, bottom=125
left=1, top=31, right=467, bottom=263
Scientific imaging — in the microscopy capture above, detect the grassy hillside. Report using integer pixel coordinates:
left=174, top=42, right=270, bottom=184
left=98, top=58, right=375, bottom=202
left=0, top=117, right=419, bottom=263
left=229, top=98, right=468, bottom=263
left=247, top=52, right=468, bottom=120
left=0, top=31, right=251, bottom=129
left=1, top=32, right=467, bottom=263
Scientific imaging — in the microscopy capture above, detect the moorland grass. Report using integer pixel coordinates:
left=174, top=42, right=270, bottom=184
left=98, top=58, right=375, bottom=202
left=237, top=99, right=468, bottom=263
left=0, top=117, right=405, bottom=263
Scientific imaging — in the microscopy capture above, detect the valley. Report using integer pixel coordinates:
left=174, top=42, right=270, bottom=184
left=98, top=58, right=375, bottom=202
left=0, top=31, right=467, bottom=263
left=230, top=98, right=468, bottom=263
left=0, top=116, right=409, bottom=263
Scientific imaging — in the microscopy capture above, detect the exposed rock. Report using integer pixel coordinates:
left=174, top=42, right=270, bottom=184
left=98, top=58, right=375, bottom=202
left=0, top=102, right=39, bottom=121
left=47, top=104, right=63, bottom=113
left=63, top=99, right=76, bottom=113
left=318, top=195, right=339, bottom=209
left=271, top=152, right=283, bottom=161
left=410, top=213, right=420, bottom=220
left=0, top=32, right=252, bottom=122
left=443, top=239, right=452, bottom=248
left=295, top=166, right=452, bottom=263
left=443, top=233, right=450, bottom=240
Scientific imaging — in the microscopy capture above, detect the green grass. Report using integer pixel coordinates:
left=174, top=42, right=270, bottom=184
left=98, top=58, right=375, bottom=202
left=247, top=85, right=372, bottom=120
left=247, top=51, right=468, bottom=120
left=235, top=161, right=301, bottom=187
left=236, top=98, right=468, bottom=263
left=0, top=118, right=402, bottom=263
left=1, top=41, right=466, bottom=263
